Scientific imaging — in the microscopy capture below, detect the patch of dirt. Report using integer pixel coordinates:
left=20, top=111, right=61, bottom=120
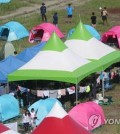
left=109, top=8, right=120, bottom=26
left=108, top=8, right=120, bottom=14
left=0, top=0, right=91, bottom=20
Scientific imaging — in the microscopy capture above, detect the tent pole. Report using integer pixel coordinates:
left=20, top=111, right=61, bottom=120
left=8, top=82, right=10, bottom=93
left=102, top=71, right=105, bottom=98
left=102, top=79, right=105, bottom=98
left=75, top=82, right=78, bottom=105
left=6, top=82, right=9, bottom=94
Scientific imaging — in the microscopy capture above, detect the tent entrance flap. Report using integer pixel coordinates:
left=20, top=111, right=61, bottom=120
left=107, top=35, right=118, bottom=47
left=0, top=28, right=9, bottom=41
left=34, top=29, right=44, bottom=42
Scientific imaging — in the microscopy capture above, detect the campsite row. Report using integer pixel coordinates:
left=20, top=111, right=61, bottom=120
left=0, top=19, right=120, bottom=134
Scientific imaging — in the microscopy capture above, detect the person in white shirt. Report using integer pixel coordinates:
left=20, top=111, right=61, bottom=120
left=22, top=109, right=31, bottom=132
left=30, top=108, right=36, bottom=128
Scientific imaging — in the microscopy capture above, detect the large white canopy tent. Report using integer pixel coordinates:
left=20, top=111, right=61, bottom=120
left=8, top=32, right=100, bottom=84
left=8, top=32, right=101, bottom=102
left=65, top=21, right=120, bottom=69
left=65, top=21, right=120, bottom=97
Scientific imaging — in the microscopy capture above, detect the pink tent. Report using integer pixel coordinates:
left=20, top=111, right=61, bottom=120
left=101, top=26, right=120, bottom=48
left=29, top=22, right=64, bottom=43
left=69, top=102, right=105, bottom=131
left=32, top=102, right=92, bottom=134
left=0, top=123, right=19, bottom=134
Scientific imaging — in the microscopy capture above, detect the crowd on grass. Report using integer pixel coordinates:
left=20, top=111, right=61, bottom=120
left=40, top=2, right=108, bottom=28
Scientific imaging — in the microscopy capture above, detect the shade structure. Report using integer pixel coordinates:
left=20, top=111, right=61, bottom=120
left=0, top=55, right=25, bottom=83
left=0, top=21, right=29, bottom=41
left=8, top=32, right=100, bottom=84
left=28, top=98, right=62, bottom=125
left=65, top=21, right=120, bottom=98
left=68, top=21, right=93, bottom=41
left=65, top=38, right=120, bottom=70
left=32, top=102, right=92, bottom=134
left=0, top=123, right=19, bottom=134
left=69, top=102, right=105, bottom=130
left=65, top=38, right=114, bottom=60
left=29, top=22, right=64, bottom=43
left=16, top=41, right=46, bottom=62
left=0, top=67, right=7, bottom=83
left=67, top=24, right=100, bottom=40
left=0, top=55, right=25, bottom=73
left=65, top=21, right=120, bottom=71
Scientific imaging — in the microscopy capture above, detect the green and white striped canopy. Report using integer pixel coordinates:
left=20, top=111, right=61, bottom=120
left=8, top=32, right=100, bottom=84
left=65, top=21, right=120, bottom=71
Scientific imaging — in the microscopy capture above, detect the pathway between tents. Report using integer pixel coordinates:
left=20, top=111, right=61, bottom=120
left=0, top=0, right=91, bottom=21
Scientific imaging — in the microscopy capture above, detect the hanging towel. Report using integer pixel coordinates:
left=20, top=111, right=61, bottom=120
left=86, top=85, right=91, bottom=93
left=49, top=90, right=58, bottom=98
left=37, top=90, right=44, bottom=97
left=67, top=87, right=75, bottom=94
left=79, top=86, right=87, bottom=93
left=43, top=90, right=49, bottom=97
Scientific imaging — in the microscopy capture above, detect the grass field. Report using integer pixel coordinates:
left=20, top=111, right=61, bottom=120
left=0, top=1, right=120, bottom=133
left=0, top=0, right=45, bottom=16
left=93, top=84, right=120, bottom=134
left=0, top=0, right=120, bottom=52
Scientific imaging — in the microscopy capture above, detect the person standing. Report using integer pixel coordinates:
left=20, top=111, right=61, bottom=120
left=101, top=7, right=108, bottom=25
left=30, top=108, right=36, bottom=128
left=40, top=3, right=47, bottom=22
left=22, top=109, right=31, bottom=132
left=53, top=12, right=58, bottom=27
left=66, top=3, right=73, bottom=23
left=91, top=12, right=97, bottom=28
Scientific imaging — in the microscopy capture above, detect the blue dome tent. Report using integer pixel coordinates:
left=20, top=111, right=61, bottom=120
left=0, top=21, right=29, bottom=41
left=0, top=94, right=20, bottom=122
left=67, top=24, right=100, bottom=40
left=28, top=98, right=62, bottom=125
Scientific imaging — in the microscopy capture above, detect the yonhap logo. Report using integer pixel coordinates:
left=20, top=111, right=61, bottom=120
left=105, top=118, right=120, bottom=125
left=89, top=115, right=102, bottom=129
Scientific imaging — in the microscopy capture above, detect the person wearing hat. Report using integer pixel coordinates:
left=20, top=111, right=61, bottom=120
left=40, top=3, right=47, bottom=22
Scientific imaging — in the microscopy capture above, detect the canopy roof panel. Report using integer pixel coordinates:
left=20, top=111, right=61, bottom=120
left=8, top=33, right=100, bottom=84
